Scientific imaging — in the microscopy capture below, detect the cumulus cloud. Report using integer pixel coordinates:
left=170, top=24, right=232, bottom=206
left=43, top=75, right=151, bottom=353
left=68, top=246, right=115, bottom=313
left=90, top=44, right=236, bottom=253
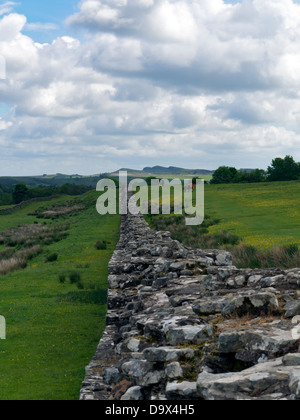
left=68, top=0, right=300, bottom=92
left=1, top=0, right=300, bottom=175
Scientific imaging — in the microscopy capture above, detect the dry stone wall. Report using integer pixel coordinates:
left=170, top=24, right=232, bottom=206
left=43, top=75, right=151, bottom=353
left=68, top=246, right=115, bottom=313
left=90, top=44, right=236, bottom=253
left=0, top=195, right=61, bottom=214
left=80, top=213, right=300, bottom=401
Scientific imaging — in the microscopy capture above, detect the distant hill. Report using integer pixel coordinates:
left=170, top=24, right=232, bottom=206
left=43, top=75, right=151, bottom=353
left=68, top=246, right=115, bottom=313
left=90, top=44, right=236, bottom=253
left=110, top=166, right=214, bottom=177
left=0, top=174, right=103, bottom=189
left=143, top=166, right=214, bottom=175
left=0, top=167, right=215, bottom=193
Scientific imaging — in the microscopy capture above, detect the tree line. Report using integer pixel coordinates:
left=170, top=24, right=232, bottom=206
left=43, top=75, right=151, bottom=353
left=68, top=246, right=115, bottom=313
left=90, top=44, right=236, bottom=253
left=0, top=183, right=91, bottom=205
left=211, top=155, right=300, bottom=184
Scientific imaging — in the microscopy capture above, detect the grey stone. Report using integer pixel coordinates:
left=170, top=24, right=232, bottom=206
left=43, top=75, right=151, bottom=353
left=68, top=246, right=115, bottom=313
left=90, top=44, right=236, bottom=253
left=218, top=331, right=244, bottom=354
left=288, top=370, right=300, bottom=398
left=103, top=367, right=121, bottom=385
left=153, top=277, right=168, bottom=288
left=166, top=381, right=198, bottom=399
left=108, top=275, right=120, bottom=289
left=121, top=360, right=153, bottom=379
left=121, top=386, right=144, bottom=400
left=283, top=354, right=300, bottom=366
left=170, top=262, right=186, bottom=272
left=218, top=328, right=298, bottom=363
left=248, top=275, right=262, bottom=287
left=151, top=247, right=162, bottom=257
left=197, top=359, right=294, bottom=400
left=215, top=252, right=232, bottom=266
left=126, top=338, right=142, bottom=352
left=285, top=300, right=300, bottom=318
left=166, top=325, right=214, bottom=345
left=192, top=298, right=227, bottom=316
left=235, top=275, right=247, bottom=287
left=180, top=270, right=193, bottom=277
left=260, top=275, right=284, bottom=288
left=222, top=292, right=279, bottom=317
left=216, top=267, right=239, bottom=280
left=165, top=362, right=183, bottom=379
left=225, top=278, right=236, bottom=288
left=143, top=347, right=195, bottom=362
left=138, top=370, right=165, bottom=387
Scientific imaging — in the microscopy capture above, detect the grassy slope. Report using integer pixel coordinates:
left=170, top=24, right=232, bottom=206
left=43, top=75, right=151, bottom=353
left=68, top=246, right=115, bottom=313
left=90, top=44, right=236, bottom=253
left=0, top=192, right=120, bottom=400
left=205, top=181, right=300, bottom=249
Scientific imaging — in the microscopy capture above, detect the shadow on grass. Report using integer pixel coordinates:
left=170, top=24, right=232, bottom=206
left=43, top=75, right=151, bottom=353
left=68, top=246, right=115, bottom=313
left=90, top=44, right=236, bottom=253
left=58, top=290, right=107, bottom=305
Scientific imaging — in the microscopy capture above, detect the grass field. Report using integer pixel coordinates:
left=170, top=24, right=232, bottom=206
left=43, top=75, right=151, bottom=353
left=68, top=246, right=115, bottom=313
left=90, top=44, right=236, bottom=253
left=147, top=179, right=300, bottom=268
left=205, top=181, right=300, bottom=250
left=0, top=191, right=120, bottom=400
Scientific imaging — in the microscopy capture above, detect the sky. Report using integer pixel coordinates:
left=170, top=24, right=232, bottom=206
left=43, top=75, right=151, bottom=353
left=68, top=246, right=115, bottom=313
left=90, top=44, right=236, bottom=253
left=1, top=0, right=300, bottom=175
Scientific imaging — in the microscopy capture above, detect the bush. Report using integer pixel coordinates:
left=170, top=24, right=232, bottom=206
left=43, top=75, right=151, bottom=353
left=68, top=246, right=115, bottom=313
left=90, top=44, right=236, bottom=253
left=58, top=274, right=66, bottom=284
left=58, top=290, right=107, bottom=305
left=69, top=271, right=82, bottom=285
left=95, top=240, right=107, bottom=250
left=45, top=253, right=58, bottom=263
left=0, top=223, right=69, bottom=248
left=17, top=245, right=43, bottom=261
left=0, top=249, right=14, bottom=261
left=0, top=257, right=27, bottom=275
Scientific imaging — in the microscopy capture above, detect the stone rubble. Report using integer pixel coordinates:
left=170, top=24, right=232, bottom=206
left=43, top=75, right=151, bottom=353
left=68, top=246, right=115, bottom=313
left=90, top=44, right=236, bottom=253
left=80, top=213, right=300, bottom=401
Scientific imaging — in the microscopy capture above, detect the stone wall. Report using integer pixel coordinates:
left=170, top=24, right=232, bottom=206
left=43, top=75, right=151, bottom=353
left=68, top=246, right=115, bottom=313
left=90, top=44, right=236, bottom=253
left=80, top=212, right=300, bottom=401
left=0, top=195, right=61, bottom=214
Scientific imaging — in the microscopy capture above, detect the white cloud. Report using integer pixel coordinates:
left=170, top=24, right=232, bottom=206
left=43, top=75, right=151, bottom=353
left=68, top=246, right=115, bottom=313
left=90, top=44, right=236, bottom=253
left=25, top=22, right=59, bottom=31
left=0, top=1, right=17, bottom=16
left=0, top=12, right=26, bottom=40
left=1, top=1, right=300, bottom=174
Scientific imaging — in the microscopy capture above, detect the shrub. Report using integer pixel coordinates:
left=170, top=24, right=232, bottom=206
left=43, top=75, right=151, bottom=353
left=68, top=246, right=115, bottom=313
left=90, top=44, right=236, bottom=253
left=58, top=290, right=107, bottom=305
left=0, top=257, right=27, bottom=275
left=58, top=274, right=66, bottom=284
left=69, top=271, right=82, bottom=285
left=95, top=240, right=107, bottom=250
left=0, top=223, right=69, bottom=248
left=17, top=245, right=43, bottom=261
left=0, top=249, right=14, bottom=261
left=45, top=253, right=58, bottom=263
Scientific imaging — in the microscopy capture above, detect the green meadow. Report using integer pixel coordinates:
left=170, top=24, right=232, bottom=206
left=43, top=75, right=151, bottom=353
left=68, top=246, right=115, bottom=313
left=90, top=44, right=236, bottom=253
left=147, top=179, right=300, bottom=268
left=205, top=180, right=300, bottom=250
left=0, top=191, right=120, bottom=400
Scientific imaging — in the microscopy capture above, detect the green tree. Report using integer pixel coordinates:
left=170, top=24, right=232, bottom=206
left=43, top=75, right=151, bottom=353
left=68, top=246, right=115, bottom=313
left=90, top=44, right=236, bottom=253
left=12, top=184, right=29, bottom=204
left=211, top=166, right=238, bottom=184
left=267, top=156, right=300, bottom=181
left=233, top=169, right=266, bottom=183
left=248, top=169, right=266, bottom=183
